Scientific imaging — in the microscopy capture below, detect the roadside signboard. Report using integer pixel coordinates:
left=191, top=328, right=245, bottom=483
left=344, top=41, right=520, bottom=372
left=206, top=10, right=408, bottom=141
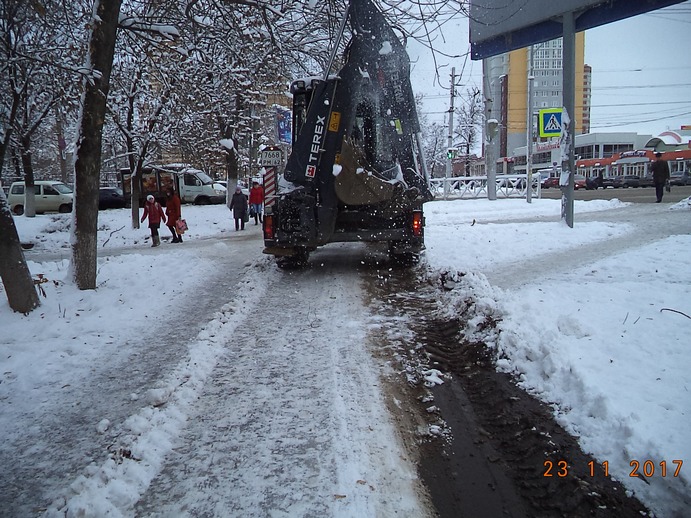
left=260, top=148, right=282, bottom=167
left=469, top=0, right=684, bottom=59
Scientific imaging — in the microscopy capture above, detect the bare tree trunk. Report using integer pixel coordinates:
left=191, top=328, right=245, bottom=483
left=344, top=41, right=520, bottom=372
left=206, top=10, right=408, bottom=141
left=0, top=66, right=38, bottom=311
left=72, top=0, right=122, bottom=290
left=0, top=193, right=40, bottom=313
left=125, top=79, right=141, bottom=229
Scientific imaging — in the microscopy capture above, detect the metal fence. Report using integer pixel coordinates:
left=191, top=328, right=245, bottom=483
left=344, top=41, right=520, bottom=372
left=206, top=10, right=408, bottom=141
left=428, top=174, right=542, bottom=200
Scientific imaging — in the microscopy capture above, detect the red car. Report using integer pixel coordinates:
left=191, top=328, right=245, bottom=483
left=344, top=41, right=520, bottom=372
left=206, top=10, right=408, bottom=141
left=541, top=177, right=559, bottom=189
left=574, top=174, right=587, bottom=190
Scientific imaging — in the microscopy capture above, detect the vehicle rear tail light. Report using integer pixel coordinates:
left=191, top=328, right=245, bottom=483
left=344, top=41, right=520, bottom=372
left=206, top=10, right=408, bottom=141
left=263, top=214, right=274, bottom=240
left=411, top=211, right=423, bottom=237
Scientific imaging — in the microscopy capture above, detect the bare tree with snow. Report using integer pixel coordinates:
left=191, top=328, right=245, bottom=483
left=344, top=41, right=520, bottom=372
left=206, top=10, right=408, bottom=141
left=71, top=0, right=123, bottom=289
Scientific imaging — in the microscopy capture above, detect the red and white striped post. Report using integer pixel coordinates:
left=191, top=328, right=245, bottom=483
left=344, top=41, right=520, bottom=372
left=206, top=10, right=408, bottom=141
left=263, top=167, right=277, bottom=209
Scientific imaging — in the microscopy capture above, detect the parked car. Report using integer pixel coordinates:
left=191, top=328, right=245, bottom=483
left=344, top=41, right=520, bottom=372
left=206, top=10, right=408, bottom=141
left=612, top=175, right=640, bottom=188
left=573, top=174, right=587, bottom=190
left=669, top=171, right=691, bottom=186
left=99, top=187, right=127, bottom=209
left=601, top=176, right=616, bottom=189
left=542, top=176, right=559, bottom=189
left=7, top=180, right=73, bottom=215
left=217, top=180, right=248, bottom=196
left=212, top=182, right=230, bottom=196
left=585, top=176, right=603, bottom=190
left=638, top=174, right=655, bottom=188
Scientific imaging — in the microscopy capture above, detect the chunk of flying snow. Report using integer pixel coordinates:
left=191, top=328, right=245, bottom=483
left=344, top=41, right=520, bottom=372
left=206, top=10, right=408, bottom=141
left=379, top=41, right=393, bottom=55
left=332, top=164, right=342, bottom=177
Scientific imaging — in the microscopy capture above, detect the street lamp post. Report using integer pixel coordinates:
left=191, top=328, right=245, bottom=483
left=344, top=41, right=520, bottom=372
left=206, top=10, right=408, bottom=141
left=483, top=59, right=500, bottom=201
left=445, top=67, right=456, bottom=199
left=486, top=118, right=498, bottom=200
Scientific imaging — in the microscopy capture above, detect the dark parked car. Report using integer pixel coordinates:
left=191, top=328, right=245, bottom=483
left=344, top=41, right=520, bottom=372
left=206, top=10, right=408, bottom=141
left=638, top=174, right=655, bottom=188
left=99, top=187, right=126, bottom=209
left=601, top=176, right=616, bottom=189
left=613, top=175, right=640, bottom=188
left=585, top=176, right=603, bottom=190
left=669, top=171, right=691, bottom=186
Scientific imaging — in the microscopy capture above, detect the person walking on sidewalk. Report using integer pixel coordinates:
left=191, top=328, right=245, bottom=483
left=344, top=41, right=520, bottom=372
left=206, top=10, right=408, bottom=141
left=229, top=186, right=248, bottom=231
left=165, top=189, right=183, bottom=243
left=651, top=151, right=670, bottom=203
left=141, top=194, right=166, bottom=246
left=249, top=181, right=264, bottom=225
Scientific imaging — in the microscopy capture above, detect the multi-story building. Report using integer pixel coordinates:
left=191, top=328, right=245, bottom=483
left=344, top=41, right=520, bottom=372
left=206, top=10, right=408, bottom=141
left=483, top=35, right=591, bottom=168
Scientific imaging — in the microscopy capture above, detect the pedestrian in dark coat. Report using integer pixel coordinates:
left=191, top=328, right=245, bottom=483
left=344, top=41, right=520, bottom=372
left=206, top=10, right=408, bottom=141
left=141, top=195, right=166, bottom=246
left=165, top=190, right=183, bottom=243
left=229, top=186, right=248, bottom=231
left=651, top=151, right=670, bottom=203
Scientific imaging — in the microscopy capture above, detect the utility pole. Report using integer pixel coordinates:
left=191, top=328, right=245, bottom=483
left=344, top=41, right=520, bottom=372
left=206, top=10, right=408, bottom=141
left=445, top=67, right=455, bottom=199
left=483, top=59, right=498, bottom=201
left=562, top=13, right=576, bottom=227
left=526, top=45, right=534, bottom=203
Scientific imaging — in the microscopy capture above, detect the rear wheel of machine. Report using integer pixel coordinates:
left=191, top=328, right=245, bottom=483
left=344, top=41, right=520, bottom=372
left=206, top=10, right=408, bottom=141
left=388, top=241, right=420, bottom=266
left=276, top=248, right=310, bottom=269
left=390, top=251, right=420, bottom=266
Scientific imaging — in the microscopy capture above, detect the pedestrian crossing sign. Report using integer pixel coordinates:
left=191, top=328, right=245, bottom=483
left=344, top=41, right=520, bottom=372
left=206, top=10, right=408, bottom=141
left=538, top=108, right=562, bottom=138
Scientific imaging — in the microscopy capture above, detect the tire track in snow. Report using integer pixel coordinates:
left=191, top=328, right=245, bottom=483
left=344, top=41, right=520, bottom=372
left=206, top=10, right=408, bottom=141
left=135, top=247, right=431, bottom=517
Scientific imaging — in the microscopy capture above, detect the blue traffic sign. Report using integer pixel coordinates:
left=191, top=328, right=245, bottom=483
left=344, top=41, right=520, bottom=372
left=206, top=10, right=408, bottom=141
left=539, top=108, right=562, bottom=138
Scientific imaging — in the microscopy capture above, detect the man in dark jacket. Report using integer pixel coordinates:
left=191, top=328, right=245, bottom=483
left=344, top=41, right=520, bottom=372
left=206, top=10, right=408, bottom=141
left=229, top=186, right=248, bottom=231
left=651, top=151, right=670, bottom=203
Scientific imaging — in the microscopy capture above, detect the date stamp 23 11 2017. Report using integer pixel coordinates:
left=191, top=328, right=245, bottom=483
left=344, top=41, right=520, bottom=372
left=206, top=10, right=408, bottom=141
left=543, top=459, right=684, bottom=478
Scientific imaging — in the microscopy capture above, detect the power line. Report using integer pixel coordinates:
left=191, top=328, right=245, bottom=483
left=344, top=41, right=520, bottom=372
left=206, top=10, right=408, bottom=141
left=590, top=110, right=691, bottom=128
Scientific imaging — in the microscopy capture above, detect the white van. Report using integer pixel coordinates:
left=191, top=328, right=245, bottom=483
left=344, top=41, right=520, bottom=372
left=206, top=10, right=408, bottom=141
left=120, top=165, right=226, bottom=205
left=7, top=180, right=74, bottom=215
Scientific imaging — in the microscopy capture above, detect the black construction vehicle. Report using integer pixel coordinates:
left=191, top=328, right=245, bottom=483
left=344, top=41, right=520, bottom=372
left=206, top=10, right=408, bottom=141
left=262, top=0, right=433, bottom=266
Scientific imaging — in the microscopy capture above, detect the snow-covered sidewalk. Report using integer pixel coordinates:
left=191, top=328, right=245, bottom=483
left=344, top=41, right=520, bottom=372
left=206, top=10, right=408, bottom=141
left=425, top=197, right=691, bottom=517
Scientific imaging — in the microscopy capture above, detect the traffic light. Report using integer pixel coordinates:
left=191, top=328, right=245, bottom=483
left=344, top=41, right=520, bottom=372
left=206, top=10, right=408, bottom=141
left=447, top=147, right=458, bottom=159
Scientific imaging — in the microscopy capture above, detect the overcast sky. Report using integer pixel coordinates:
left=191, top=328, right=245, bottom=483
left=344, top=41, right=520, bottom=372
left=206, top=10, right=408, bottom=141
left=409, top=0, right=691, bottom=142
